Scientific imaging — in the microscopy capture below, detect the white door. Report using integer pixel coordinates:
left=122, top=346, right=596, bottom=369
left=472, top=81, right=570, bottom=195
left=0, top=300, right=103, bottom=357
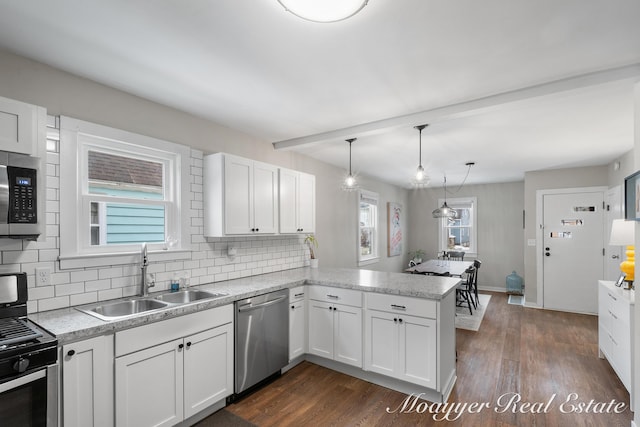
left=115, top=339, right=184, bottom=427
left=606, top=186, right=624, bottom=281
left=183, top=324, right=233, bottom=419
left=542, top=190, right=604, bottom=314
left=333, top=305, right=362, bottom=368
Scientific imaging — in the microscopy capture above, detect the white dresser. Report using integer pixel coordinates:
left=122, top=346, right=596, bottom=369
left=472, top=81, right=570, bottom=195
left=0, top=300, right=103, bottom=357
left=598, top=280, right=635, bottom=408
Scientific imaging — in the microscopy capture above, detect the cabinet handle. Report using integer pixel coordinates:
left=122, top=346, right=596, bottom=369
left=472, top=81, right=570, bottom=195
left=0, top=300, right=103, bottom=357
left=608, top=292, right=617, bottom=301
left=327, top=294, right=339, bottom=299
left=398, top=318, right=403, bottom=324
left=393, top=318, right=398, bottom=323
left=333, top=307, right=337, bottom=311
left=391, top=304, right=406, bottom=311
left=291, top=305, right=295, bottom=309
left=294, top=293, right=304, bottom=297
left=328, top=306, right=332, bottom=310
left=256, top=228, right=259, bottom=232
left=67, top=349, right=75, bottom=357
left=186, top=342, right=192, bottom=348
left=178, top=344, right=184, bottom=349
left=300, top=228, right=303, bottom=232
left=608, top=310, right=618, bottom=320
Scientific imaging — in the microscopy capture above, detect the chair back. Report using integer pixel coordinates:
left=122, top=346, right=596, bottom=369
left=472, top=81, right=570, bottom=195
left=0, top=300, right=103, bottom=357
left=463, top=266, right=476, bottom=289
left=447, top=251, right=465, bottom=261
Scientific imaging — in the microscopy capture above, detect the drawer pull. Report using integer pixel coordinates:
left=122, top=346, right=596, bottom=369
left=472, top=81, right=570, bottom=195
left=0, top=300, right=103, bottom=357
left=391, top=304, right=407, bottom=311
left=294, top=293, right=305, bottom=297
left=327, top=294, right=339, bottom=299
left=608, top=292, right=617, bottom=301
left=608, top=310, right=618, bottom=320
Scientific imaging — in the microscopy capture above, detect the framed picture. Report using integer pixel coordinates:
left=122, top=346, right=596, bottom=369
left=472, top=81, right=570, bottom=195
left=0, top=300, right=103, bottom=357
left=624, top=170, right=640, bottom=220
left=387, top=202, right=403, bottom=257
left=615, top=272, right=626, bottom=287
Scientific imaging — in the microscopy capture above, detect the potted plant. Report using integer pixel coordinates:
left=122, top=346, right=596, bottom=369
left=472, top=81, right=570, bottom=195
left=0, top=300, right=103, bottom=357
left=304, top=234, right=319, bottom=268
left=408, top=249, right=425, bottom=264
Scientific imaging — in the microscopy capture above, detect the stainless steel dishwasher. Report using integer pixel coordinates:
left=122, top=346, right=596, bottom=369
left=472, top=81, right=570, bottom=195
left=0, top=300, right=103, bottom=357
left=234, top=289, right=289, bottom=396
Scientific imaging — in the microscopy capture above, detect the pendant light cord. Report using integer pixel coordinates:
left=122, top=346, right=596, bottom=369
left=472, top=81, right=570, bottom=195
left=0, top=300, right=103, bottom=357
left=446, top=162, right=474, bottom=195
left=346, top=138, right=356, bottom=176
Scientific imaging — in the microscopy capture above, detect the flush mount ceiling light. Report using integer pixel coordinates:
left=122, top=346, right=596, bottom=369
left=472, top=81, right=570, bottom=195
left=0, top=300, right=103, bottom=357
left=277, top=0, right=369, bottom=23
left=412, top=124, right=430, bottom=187
left=432, top=175, right=458, bottom=219
left=342, top=138, right=358, bottom=191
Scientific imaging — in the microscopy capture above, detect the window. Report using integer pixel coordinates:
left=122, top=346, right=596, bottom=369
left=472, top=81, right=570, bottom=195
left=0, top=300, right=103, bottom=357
left=59, top=117, right=191, bottom=267
left=358, top=190, right=379, bottom=266
left=438, top=197, right=477, bottom=255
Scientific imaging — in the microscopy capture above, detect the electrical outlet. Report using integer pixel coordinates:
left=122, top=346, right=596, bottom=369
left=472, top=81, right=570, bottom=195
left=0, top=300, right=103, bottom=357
left=35, top=267, right=51, bottom=287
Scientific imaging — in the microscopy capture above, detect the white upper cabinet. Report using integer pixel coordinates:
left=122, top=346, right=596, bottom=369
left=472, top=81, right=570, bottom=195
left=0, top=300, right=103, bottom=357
left=204, top=153, right=278, bottom=236
left=279, top=168, right=315, bottom=234
left=0, top=96, right=46, bottom=155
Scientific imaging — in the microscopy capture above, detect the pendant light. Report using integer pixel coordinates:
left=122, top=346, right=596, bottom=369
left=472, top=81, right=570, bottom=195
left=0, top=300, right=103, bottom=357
left=342, top=138, right=358, bottom=191
left=413, top=124, right=429, bottom=186
left=432, top=175, right=458, bottom=219
left=277, top=0, right=369, bottom=23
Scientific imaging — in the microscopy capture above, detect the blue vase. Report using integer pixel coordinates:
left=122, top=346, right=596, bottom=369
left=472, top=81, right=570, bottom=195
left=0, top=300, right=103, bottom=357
left=506, top=271, right=523, bottom=295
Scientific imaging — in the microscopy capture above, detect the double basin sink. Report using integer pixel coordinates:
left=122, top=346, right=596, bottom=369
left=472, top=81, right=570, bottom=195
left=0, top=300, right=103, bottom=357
left=77, top=289, right=227, bottom=321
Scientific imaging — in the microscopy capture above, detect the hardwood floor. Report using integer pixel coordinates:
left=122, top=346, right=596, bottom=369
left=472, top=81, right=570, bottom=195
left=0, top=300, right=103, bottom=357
left=218, top=292, right=632, bottom=426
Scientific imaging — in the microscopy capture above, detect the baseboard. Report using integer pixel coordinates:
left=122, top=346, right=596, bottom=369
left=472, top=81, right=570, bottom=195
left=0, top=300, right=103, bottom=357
left=478, top=285, right=506, bottom=293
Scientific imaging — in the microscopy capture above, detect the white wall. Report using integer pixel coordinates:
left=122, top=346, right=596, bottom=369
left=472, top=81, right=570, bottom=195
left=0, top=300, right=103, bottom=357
left=0, top=49, right=409, bottom=313
left=407, top=181, right=525, bottom=291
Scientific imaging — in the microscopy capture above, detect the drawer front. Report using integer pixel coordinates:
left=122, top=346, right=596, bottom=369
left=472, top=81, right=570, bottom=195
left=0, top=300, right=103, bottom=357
left=290, top=286, right=307, bottom=303
left=365, top=292, right=437, bottom=319
left=308, top=285, right=362, bottom=307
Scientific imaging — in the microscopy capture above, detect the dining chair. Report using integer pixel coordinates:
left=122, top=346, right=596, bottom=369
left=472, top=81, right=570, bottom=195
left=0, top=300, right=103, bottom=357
left=471, top=259, right=482, bottom=306
left=446, top=251, right=465, bottom=261
left=456, top=266, right=475, bottom=315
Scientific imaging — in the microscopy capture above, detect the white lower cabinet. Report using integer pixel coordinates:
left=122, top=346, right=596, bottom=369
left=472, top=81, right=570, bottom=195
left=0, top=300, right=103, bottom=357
left=364, top=293, right=438, bottom=389
left=289, top=286, right=306, bottom=361
left=62, top=334, right=114, bottom=427
left=114, top=305, right=233, bottom=427
left=308, top=287, right=363, bottom=368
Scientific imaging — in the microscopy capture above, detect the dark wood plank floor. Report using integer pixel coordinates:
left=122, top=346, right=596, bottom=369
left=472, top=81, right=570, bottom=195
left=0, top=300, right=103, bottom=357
left=218, top=292, right=632, bottom=426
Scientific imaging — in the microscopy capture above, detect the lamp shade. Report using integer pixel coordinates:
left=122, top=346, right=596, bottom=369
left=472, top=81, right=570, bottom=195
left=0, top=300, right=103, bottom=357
left=277, top=0, right=368, bottom=23
left=609, top=219, right=635, bottom=246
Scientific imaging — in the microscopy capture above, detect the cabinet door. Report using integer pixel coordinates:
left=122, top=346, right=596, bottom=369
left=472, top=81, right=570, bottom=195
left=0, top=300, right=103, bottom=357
left=334, top=305, right=363, bottom=367
left=398, top=315, right=437, bottom=389
left=0, top=96, right=39, bottom=155
left=62, top=335, right=114, bottom=427
left=308, top=300, right=334, bottom=359
left=364, top=310, right=398, bottom=377
left=224, top=155, right=253, bottom=234
left=183, top=323, right=233, bottom=419
left=252, top=161, right=278, bottom=234
left=297, top=172, right=315, bottom=233
left=279, top=168, right=298, bottom=233
left=289, top=299, right=306, bottom=360
left=115, top=339, right=184, bottom=427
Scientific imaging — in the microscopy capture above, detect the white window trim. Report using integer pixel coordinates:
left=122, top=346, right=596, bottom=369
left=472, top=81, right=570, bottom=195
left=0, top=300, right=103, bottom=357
left=437, top=196, right=478, bottom=257
left=59, top=116, right=191, bottom=269
left=358, top=190, right=379, bottom=266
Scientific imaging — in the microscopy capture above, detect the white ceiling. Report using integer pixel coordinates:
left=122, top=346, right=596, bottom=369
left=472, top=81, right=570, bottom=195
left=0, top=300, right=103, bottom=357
left=0, top=0, right=639, bottom=187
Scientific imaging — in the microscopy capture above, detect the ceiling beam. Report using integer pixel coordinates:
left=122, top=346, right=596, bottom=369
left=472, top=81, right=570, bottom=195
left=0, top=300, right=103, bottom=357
left=272, top=63, right=640, bottom=150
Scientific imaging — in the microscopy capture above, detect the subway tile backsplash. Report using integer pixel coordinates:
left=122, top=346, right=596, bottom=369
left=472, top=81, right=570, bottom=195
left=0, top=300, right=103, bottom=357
left=2, top=148, right=308, bottom=314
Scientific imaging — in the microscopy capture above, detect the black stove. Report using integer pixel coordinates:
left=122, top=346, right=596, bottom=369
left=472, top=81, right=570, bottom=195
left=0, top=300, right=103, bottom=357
left=0, top=273, right=57, bottom=382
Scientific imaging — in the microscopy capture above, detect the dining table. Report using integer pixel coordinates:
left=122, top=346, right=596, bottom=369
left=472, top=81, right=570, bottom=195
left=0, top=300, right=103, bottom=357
left=405, top=259, right=473, bottom=277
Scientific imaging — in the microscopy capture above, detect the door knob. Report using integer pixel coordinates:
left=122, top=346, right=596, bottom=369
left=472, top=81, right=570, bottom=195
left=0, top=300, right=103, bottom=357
left=545, top=252, right=550, bottom=256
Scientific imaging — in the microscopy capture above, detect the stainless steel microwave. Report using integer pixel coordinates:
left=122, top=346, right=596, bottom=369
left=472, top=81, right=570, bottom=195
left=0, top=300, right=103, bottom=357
left=0, top=152, right=42, bottom=239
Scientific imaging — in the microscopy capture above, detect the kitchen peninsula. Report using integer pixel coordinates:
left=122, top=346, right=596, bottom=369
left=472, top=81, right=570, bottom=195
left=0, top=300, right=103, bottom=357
left=32, top=267, right=459, bottom=426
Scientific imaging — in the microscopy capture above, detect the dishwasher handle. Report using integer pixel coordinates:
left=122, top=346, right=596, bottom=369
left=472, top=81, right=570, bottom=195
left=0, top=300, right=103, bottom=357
left=238, top=295, right=287, bottom=312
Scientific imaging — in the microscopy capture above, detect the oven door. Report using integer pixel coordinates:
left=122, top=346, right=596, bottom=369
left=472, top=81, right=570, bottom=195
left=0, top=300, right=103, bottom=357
left=0, top=364, right=58, bottom=427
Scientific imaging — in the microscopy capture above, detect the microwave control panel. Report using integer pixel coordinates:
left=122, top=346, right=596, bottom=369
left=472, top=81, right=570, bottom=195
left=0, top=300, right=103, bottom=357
left=7, top=167, right=37, bottom=224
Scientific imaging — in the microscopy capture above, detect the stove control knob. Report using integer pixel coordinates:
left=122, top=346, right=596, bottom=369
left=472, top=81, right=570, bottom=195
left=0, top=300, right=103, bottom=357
left=13, top=357, right=30, bottom=373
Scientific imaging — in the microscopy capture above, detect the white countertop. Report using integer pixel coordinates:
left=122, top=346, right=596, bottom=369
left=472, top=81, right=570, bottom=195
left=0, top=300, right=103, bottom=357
left=31, top=267, right=460, bottom=344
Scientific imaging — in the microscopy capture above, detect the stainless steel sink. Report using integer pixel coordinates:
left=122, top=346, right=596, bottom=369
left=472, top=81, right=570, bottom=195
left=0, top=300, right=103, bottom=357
left=156, top=289, right=227, bottom=304
left=78, top=298, right=171, bottom=321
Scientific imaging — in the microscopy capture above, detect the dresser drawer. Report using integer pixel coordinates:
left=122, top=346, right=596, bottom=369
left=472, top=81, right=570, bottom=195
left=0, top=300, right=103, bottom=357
left=308, top=285, right=362, bottom=307
left=365, top=292, right=437, bottom=319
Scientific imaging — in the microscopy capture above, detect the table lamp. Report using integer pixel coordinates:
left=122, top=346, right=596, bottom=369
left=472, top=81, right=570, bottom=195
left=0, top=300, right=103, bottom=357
left=609, top=219, right=635, bottom=286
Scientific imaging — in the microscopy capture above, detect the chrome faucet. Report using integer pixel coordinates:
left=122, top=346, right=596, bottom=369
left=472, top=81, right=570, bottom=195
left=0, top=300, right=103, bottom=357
left=140, top=243, right=155, bottom=297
